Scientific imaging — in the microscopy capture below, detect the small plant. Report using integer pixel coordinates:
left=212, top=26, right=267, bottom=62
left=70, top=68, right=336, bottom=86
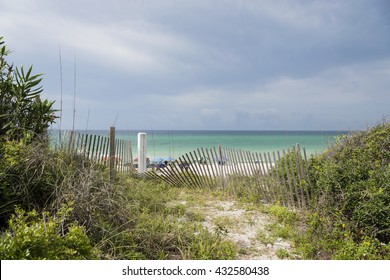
left=180, top=229, right=236, bottom=260
left=267, top=204, right=299, bottom=224
left=255, top=229, right=276, bottom=245
left=276, top=248, right=291, bottom=259
left=0, top=206, right=98, bottom=260
left=185, top=209, right=206, bottom=222
left=212, top=215, right=238, bottom=232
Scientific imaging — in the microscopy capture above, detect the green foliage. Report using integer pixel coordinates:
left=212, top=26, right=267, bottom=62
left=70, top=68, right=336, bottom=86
left=0, top=206, right=98, bottom=260
left=308, top=121, right=390, bottom=244
left=293, top=211, right=390, bottom=260
left=286, top=122, right=390, bottom=259
left=180, top=229, right=236, bottom=260
left=0, top=36, right=56, bottom=142
left=267, top=204, right=299, bottom=224
left=276, top=248, right=291, bottom=259
left=263, top=205, right=298, bottom=246
left=0, top=139, right=58, bottom=227
left=270, top=148, right=311, bottom=206
left=108, top=178, right=236, bottom=260
left=333, top=236, right=390, bottom=260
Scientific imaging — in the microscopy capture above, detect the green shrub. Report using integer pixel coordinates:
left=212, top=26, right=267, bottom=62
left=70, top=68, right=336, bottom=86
left=267, top=204, right=299, bottom=224
left=180, top=229, right=236, bottom=260
left=0, top=206, right=98, bottom=260
left=0, top=36, right=56, bottom=142
left=333, top=236, right=390, bottom=260
left=270, top=148, right=311, bottom=207
left=308, top=121, right=390, bottom=244
left=291, top=121, right=390, bottom=259
left=0, top=138, right=58, bottom=227
left=0, top=36, right=57, bottom=228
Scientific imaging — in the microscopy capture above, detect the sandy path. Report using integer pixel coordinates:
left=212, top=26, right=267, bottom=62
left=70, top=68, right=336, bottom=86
left=176, top=194, right=297, bottom=260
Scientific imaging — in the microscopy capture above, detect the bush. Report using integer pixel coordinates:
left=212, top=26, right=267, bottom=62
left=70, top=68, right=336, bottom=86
left=269, top=147, right=311, bottom=207
left=0, top=206, right=98, bottom=260
left=0, top=36, right=56, bottom=142
left=304, top=121, right=390, bottom=257
left=0, top=138, right=58, bottom=227
left=0, top=36, right=58, bottom=228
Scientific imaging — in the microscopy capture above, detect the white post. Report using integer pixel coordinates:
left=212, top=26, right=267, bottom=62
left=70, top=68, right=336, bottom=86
left=137, top=132, right=147, bottom=173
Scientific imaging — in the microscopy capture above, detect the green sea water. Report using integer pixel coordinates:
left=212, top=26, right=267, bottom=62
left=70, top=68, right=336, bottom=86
left=51, top=130, right=347, bottom=160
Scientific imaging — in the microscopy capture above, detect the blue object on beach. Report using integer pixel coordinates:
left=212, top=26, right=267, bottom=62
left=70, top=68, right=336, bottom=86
left=214, top=155, right=228, bottom=165
left=151, top=157, right=165, bottom=163
left=151, top=156, right=175, bottom=164
left=162, top=156, right=174, bottom=162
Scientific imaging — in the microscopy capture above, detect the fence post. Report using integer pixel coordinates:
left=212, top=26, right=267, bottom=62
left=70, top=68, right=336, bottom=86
left=138, top=132, right=147, bottom=173
left=109, top=126, right=116, bottom=182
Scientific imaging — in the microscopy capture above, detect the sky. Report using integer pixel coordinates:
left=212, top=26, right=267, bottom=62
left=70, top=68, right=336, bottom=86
left=1, top=0, right=389, bottom=131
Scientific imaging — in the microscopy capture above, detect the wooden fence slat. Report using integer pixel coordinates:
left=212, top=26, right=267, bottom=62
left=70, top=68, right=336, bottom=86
left=272, top=151, right=286, bottom=206
left=210, top=146, right=221, bottom=189
left=124, top=140, right=128, bottom=173
left=246, top=150, right=256, bottom=176
left=265, top=152, right=277, bottom=203
left=184, top=153, right=203, bottom=188
left=283, top=149, right=297, bottom=209
left=196, top=148, right=209, bottom=188
left=200, top=147, right=213, bottom=189
left=170, top=158, right=190, bottom=187
left=109, top=127, right=116, bottom=182
left=282, top=149, right=295, bottom=209
left=256, top=153, right=269, bottom=202
left=177, top=156, right=196, bottom=188
left=294, top=145, right=306, bottom=209
left=75, top=132, right=80, bottom=154
left=226, top=147, right=235, bottom=176
left=157, top=166, right=178, bottom=186
left=303, top=147, right=312, bottom=202
left=120, top=139, right=124, bottom=172
left=276, top=150, right=289, bottom=208
left=287, top=148, right=302, bottom=209
left=189, top=151, right=207, bottom=188
left=253, top=152, right=268, bottom=200
left=104, top=135, right=109, bottom=166
left=90, top=135, right=96, bottom=160
left=96, top=135, right=101, bottom=162
left=205, top=148, right=217, bottom=180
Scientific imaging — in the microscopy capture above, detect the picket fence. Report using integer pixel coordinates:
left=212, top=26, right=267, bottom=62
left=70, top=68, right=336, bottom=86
left=57, top=128, right=313, bottom=209
left=143, top=144, right=313, bottom=210
left=59, top=127, right=134, bottom=180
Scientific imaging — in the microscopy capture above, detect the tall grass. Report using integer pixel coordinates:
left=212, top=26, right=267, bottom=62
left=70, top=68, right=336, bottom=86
left=0, top=138, right=236, bottom=259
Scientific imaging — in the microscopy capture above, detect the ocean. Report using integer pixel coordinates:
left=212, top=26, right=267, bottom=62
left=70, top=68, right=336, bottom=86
left=50, top=129, right=347, bottom=160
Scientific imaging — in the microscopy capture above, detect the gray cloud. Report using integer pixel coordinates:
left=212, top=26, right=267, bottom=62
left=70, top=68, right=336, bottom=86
left=1, top=0, right=389, bottom=130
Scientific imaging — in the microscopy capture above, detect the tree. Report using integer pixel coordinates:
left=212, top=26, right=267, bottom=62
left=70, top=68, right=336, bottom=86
left=0, top=36, right=56, bottom=142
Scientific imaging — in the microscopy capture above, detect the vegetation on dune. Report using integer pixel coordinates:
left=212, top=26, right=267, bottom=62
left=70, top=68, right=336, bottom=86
left=1, top=36, right=389, bottom=260
left=0, top=36, right=57, bottom=228
left=301, top=121, right=390, bottom=259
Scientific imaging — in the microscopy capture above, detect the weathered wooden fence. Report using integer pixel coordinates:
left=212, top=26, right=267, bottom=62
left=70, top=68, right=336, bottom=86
left=56, top=128, right=313, bottom=209
left=143, top=144, right=312, bottom=210
left=59, top=127, right=134, bottom=179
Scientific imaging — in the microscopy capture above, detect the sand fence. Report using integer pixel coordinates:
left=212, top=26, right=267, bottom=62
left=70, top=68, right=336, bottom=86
left=56, top=128, right=313, bottom=210
left=143, top=145, right=313, bottom=210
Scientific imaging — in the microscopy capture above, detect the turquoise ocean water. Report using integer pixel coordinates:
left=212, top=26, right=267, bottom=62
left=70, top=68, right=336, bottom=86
left=50, top=130, right=347, bottom=160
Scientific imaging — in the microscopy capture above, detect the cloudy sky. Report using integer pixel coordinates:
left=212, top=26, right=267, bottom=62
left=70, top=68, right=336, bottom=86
left=1, top=0, right=389, bottom=130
